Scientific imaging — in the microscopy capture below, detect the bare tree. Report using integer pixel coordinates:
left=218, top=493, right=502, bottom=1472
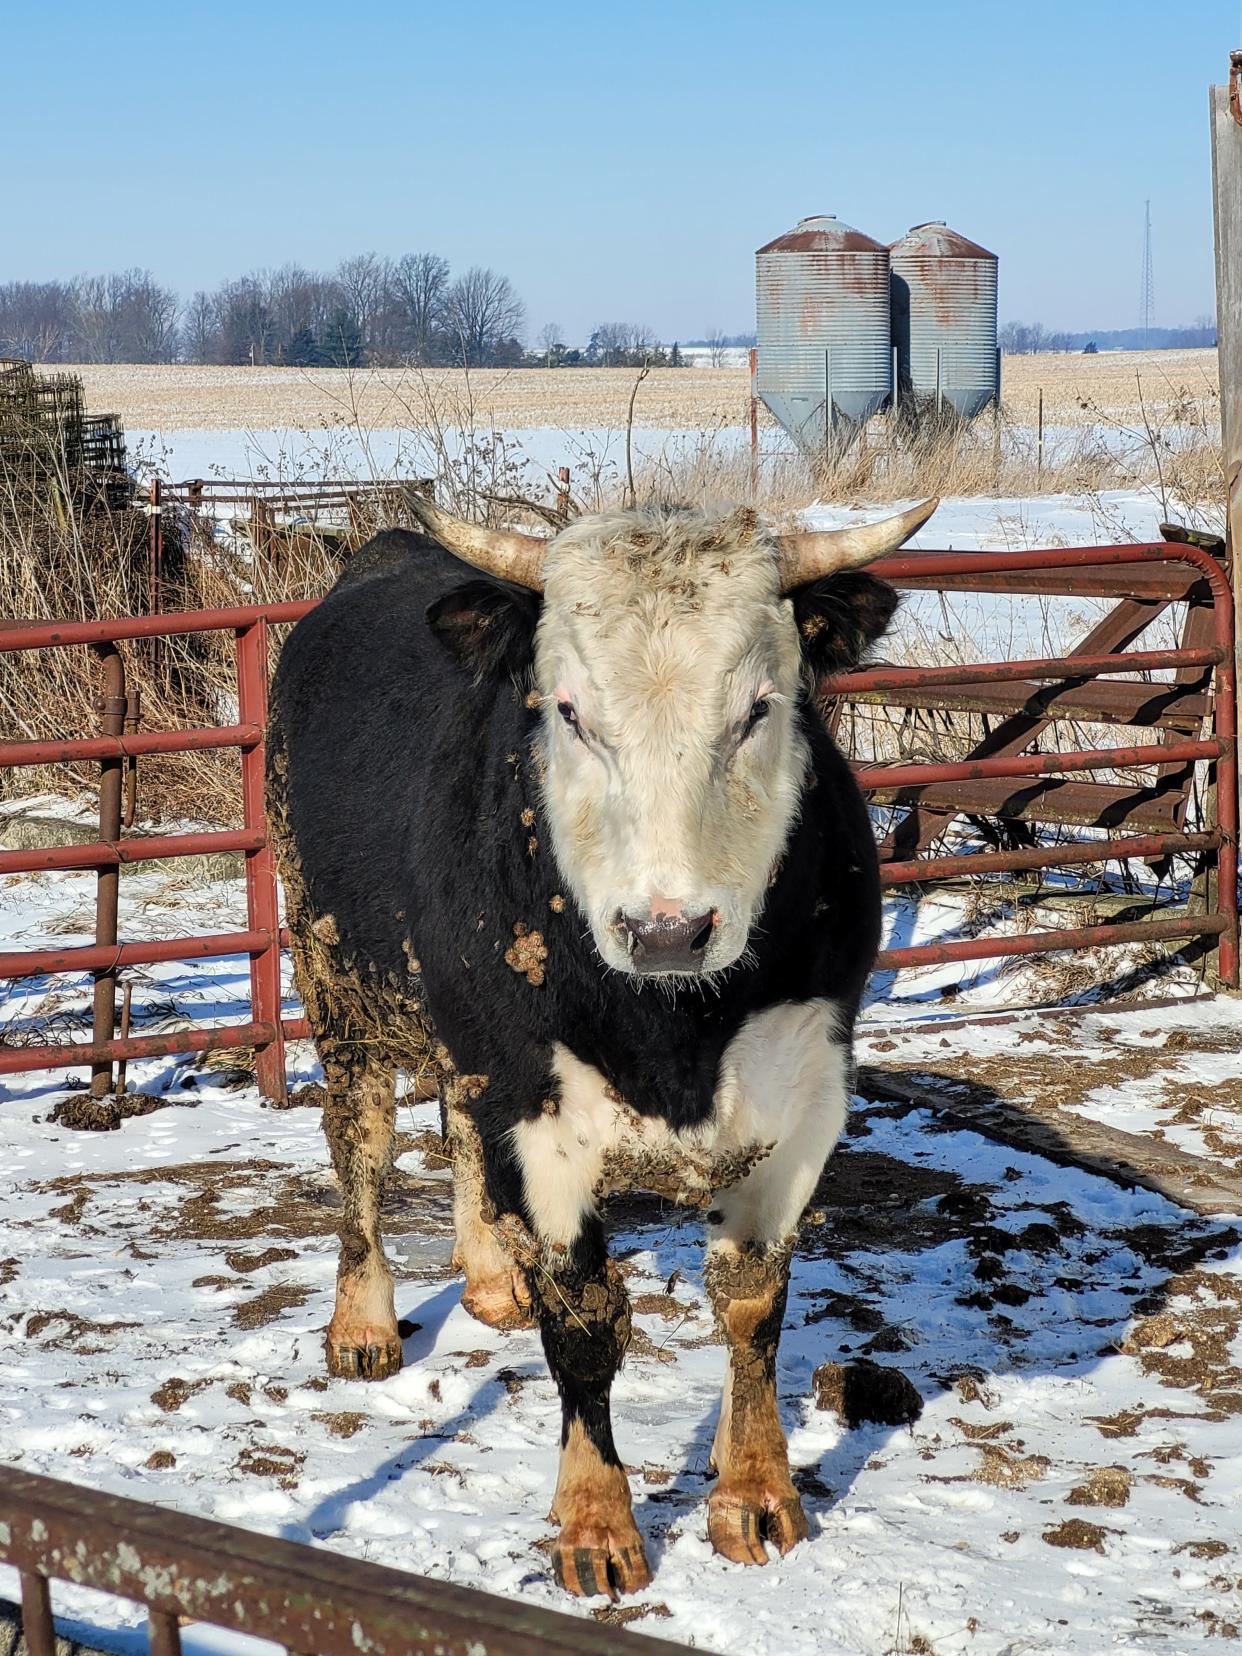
left=389, top=252, right=450, bottom=362
left=443, top=267, right=525, bottom=366
left=705, top=327, right=727, bottom=368
left=537, top=321, right=565, bottom=366
left=335, top=252, right=390, bottom=359
left=71, top=270, right=178, bottom=362
left=0, top=281, right=75, bottom=360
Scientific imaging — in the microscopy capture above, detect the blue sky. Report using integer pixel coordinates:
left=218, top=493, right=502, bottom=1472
left=5, top=0, right=1237, bottom=342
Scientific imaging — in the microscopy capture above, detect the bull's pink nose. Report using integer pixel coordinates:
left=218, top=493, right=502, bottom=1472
left=649, top=895, right=685, bottom=920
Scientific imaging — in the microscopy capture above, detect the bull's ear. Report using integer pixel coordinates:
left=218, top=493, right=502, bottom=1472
left=791, top=571, right=899, bottom=677
left=426, top=581, right=540, bottom=678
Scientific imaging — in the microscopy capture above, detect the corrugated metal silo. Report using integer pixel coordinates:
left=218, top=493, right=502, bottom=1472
left=890, top=221, right=999, bottom=418
left=755, top=215, right=891, bottom=453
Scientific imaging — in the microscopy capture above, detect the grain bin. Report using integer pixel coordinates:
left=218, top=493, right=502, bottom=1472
left=889, top=221, right=998, bottom=418
left=755, top=215, right=891, bottom=453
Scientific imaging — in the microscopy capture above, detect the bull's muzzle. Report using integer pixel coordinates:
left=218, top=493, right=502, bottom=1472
left=616, top=909, right=716, bottom=975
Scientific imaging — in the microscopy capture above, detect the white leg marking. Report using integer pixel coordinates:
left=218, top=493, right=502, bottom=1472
left=711, top=998, right=849, bottom=1247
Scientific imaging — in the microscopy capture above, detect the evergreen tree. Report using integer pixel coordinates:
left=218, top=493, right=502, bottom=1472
left=320, top=308, right=366, bottom=368
left=286, top=324, right=318, bottom=366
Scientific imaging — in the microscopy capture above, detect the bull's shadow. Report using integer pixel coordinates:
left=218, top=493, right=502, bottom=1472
left=595, top=1066, right=1239, bottom=1559
left=294, top=1066, right=1238, bottom=1577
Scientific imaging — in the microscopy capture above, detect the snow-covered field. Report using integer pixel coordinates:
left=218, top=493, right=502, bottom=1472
left=2, top=837, right=1240, bottom=1654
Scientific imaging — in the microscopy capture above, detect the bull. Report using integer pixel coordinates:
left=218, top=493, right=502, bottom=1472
left=266, top=492, right=935, bottom=1597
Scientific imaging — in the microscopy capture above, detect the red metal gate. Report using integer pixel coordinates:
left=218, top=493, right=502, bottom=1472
left=0, top=540, right=1235, bottom=1106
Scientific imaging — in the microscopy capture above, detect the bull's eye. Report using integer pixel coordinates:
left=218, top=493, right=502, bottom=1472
left=744, top=696, right=770, bottom=736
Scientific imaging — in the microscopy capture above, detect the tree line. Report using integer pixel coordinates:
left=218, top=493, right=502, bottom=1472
left=1000, top=319, right=1217, bottom=354
left=0, top=257, right=690, bottom=370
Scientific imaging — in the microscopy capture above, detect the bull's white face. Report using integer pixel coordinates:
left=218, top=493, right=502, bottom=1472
left=533, top=506, right=810, bottom=982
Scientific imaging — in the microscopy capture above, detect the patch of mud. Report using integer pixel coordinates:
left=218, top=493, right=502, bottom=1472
left=313, top=1411, right=367, bottom=1438
left=235, top=1444, right=303, bottom=1487
left=804, top=1147, right=965, bottom=1257
left=224, top=1246, right=298, bottom=1274
left=150, top=1376, right=210, bottom=1413
left=20, top=1309, right=138, bottom=1351
left=35, top=1158, right=453, bottom=1248
left=1042, top=1517, right=1115, bottom=1553
left=973, top=1444, right=1050, bottom=1488
left=232, top=1282, right=312, bottom=1329
left=1067, top=1465, right=1133, bottom=1507
left=592, top=1604, right=673, bottom=1627
left=47, top=1091, right=166, bottom=1132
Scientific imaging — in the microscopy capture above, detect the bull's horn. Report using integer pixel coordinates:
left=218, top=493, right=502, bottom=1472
left=407, top=492, right=547, bottom=592
left=776, top=498, right=938, bottom=591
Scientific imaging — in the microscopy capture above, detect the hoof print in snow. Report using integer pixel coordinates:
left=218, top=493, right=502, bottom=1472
left=812, top=1358, right=923, bottom=1427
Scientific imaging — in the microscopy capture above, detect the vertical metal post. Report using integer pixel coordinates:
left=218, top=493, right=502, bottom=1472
left=149, top=476, right=163, bottom=679
left=1211, top=58, right=1242, bottom=931
left=995, top=344, right=1003, bottom=407
left=148, top=1608, right=183, bottom=1656
left=1037, top=387, right=1045, bottom=479
left=748, top=346, right=759, bottom=496
left=234, top=619, right=287, bottom=1104
left=19, top=1570, right=55, bottom=1656
left=935, top=347, right=943, bottom=415
left=148, top=477, right=162, bottom=614
left=824, top=348, right=834, bottom=459
left=89, top=643, right=126, bottom=1098
left=891, top=344, right=899, bottom=413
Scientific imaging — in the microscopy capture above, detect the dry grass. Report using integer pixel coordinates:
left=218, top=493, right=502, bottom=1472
left=65, top=348, right=1219, bottom=436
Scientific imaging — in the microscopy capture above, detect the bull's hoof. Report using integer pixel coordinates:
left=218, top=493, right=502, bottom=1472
left=461, top=1269, right=535, bottom=1331
left=707, top=1483, right=808, bottom=1565
left=324, top=1326, right=403, bottom=1381
left=551, top=1525, right=653, bottom=1600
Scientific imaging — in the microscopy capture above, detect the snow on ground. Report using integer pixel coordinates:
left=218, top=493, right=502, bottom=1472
left=1, top=482, right=1237, bottom=1650
left=3, top=843, right=1241, bottom=1654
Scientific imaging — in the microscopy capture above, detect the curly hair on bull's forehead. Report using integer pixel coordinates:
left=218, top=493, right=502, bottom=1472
left=546, top=503, right=780, bottom=597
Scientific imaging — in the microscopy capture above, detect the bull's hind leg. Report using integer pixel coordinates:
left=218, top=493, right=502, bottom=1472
left=321, top=1050, right=402, bottom=1379
left=704, top=1000, right=851, bottom=1563
left=444, top=1087, right=534, bottom=1330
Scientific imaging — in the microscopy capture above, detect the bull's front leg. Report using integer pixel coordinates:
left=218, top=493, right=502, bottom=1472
left=704, top=998, right=851, bottom=1563
left=530, top=1219, right=651, bottom=1597
left=704, top=1238, right=806, bottom=1562
left=512, top=1100, right=651, bottom=1599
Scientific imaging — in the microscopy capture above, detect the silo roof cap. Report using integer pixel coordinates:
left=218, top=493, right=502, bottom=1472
left=890, top=222, right=997, bottom=260
left=756, top=214, right=887, bottom=256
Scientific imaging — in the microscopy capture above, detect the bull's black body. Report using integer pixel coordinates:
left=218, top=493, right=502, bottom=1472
left=269, top=520, right=898, bottom=1593
left=269, top=527, right=885, bottom=1218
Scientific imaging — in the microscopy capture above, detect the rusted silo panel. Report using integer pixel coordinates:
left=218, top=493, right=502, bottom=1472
left=755, top=215, right=891, bottom=452
left=890, top=221, right=998, bottom=418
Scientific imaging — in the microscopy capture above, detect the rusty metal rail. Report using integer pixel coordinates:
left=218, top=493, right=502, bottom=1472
left=0, top=539, right=1236, bottom=1108
left=0, top=601, right=313, bottom=1102
left=0, top=1466, right=692, bottom=1656
left=836, top=540, right=1238, bottom=984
